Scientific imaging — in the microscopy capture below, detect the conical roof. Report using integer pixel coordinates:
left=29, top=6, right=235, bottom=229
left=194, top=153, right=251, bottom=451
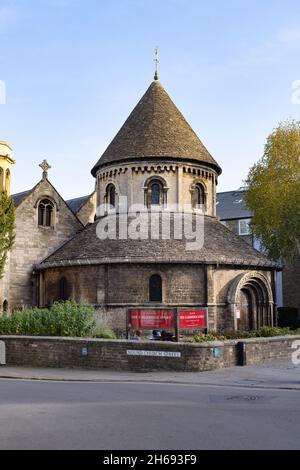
left=91, top=81, right=221, bottom=175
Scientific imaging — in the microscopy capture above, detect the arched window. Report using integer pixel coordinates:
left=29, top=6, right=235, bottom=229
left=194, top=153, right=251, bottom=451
left=3, top=300, right=8, bottom=313
left=38, top=199, right=54, bottom=227
left=149, top=274, right=162, bottom=302
left=5, top=169, right=10, bottom=193
left=106, top=184, right=116, bottom=208
left=59, top=277, right=68, bottom=301
left=151, top=183, right=161, bottom=205
left=0, top=168, right=3, bottom=192
left=145, top=179, right=166, bottom=207
left=193, top=184, right=206, bottom=208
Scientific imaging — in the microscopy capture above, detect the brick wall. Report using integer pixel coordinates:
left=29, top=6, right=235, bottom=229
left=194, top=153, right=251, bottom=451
left=0, top=335, right=299, bottom=372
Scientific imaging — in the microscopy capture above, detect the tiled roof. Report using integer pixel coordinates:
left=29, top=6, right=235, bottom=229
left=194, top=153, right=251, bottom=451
left=12, top=190, right=90, bottom=215
left=39, top=214, right=277, bottom=268
left=66, top=195, right=91, bottom=213
left=91, top=81, right=221, bottom=175
left=217, top=190, right=253, bottom=220
left=11, top=190, right=31, bottom=207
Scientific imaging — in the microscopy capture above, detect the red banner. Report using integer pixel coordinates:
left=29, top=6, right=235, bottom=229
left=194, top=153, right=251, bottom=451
left=129, top=309, right=174, bottom=329
left=179, top=310, right=207, bottom=329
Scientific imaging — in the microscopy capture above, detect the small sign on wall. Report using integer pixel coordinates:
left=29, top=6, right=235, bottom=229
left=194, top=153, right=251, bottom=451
left=0, top=341, right=6, bottom=365
left=80, top=347, right=89, bottom=357
left=127, top=349, right=181, bottom=358
left=213, top=347, right=221, bottom=358
left=236, top=310, right=241, bottom=319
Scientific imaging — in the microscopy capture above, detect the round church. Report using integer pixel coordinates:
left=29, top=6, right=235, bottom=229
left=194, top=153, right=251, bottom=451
left=37, top=78, right=278, bottom=333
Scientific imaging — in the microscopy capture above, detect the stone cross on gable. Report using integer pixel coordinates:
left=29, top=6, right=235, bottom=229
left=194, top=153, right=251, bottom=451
left=39, top=159, right=51, bottom=179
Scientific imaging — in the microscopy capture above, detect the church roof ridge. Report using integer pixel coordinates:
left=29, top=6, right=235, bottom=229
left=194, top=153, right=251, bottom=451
left=91, top=80, right=221, bottom=175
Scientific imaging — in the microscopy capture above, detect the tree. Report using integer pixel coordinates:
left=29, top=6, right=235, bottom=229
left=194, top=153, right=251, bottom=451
left=0, top=191, right=15, bottom=278
left=245, top=119, right=300, bottom=261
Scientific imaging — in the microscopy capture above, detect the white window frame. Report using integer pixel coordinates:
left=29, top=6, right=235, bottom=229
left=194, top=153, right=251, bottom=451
left=238, top=218, right=252, bottom=236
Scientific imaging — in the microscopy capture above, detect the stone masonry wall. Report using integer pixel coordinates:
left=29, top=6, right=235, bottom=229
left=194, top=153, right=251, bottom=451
left=5, top=179, right=83, bottom=311
left=0, top=334, right=298, bottom=372
left=43, top=264, right=207, bottom=307
left=76, top=192, right=97, bottom=226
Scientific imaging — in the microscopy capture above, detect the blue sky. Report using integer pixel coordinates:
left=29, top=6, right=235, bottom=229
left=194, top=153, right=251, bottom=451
left=0, top=0, right=300, bottom=198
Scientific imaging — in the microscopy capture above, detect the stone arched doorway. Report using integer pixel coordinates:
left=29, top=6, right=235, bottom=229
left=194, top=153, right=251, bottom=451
left=228, top=272, right=274, bottom=331
left=237, top=288, right=254, bottom=331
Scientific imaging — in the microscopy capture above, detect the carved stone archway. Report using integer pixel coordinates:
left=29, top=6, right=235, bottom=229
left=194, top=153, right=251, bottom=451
left=227, top=271, right=274, bottom=331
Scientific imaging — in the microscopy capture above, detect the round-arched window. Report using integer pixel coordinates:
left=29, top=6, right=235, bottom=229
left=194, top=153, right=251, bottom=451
left=145, top=179, right=166, bottom=207
left=193, top=184, right=206, bottom=208
left=58, top=277, right=69, bottom=301
left=151, top=183, right=161, bottom=205
left=106, top=184, right=116, bottom=208
left=0, top=168, right=3, bottom=192
left=149, top=274, right=162, bottom=302
left=5, top=169, right=10, bottom=193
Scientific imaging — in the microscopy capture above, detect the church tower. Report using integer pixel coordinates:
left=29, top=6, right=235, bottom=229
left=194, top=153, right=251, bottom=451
left=0, top=140, right=15, bottom=196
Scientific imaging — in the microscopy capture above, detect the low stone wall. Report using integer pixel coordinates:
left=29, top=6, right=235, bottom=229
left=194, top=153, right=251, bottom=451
left=0, top=335, right=299, bottom=372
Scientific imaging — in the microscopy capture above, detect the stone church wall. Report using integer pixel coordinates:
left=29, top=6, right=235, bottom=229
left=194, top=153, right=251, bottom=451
left=6, top=179, right=83, bottom=311
left=41, top=262, right=276, bottom=333
left=96, top=161, right=217, bottom=216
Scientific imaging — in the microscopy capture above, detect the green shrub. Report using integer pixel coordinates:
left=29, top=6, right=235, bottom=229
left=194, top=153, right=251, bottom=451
left=0, top=301, right=95, bottom=337
left=92, top=324, right=117, bottom=339
left=191, top=326, right=298, bottom=343
left=252, top=326, right=291, bottom=337
left=191, top=332, right=219, bottom=343
left=221, top=330, right=254, bottom=339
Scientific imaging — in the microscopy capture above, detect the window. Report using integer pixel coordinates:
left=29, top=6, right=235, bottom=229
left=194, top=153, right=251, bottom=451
left=239, top=218, right=252, bottom=235
left=38, top=199, right=54, bottom=227
left=106, top=184, right=116, bottom=208
left=5, top=169, right=10, bottom=192
left=0, top=168, right=3, bottom=191
left=145, top=179, right=166, bottom=207
left=149, top=274, right=162, bottom=302
left=151, top=183, right=161, bottom=205
left=193, top=184, right=206, bottom=209
left=3, top=300, right=8, bottom=313
left=59, top=277, right=68, bottom=301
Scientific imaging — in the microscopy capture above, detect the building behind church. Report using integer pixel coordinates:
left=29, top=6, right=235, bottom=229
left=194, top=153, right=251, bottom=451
left=216, top=189, right=299, bottom=314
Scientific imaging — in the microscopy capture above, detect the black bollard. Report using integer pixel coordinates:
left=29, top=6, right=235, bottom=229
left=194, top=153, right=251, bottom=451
left=237, top=341, right=247, bottom=366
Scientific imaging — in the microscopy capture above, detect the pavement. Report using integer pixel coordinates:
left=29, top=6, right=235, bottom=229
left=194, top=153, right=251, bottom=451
left=0, top=359, right=300, bottom=390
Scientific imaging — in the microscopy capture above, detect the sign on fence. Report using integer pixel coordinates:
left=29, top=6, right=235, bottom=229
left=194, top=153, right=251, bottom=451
left=178, top=309, right=207, bottom=329
left=129, top=309, right=174, bottom=329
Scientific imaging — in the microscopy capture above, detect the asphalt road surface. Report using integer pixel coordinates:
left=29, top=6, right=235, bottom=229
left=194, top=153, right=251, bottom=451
left=0, top=376, right=299, bottom=450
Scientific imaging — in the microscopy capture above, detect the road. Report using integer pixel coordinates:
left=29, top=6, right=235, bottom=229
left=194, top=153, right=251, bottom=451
left=0, top=364, right=300, bottom=450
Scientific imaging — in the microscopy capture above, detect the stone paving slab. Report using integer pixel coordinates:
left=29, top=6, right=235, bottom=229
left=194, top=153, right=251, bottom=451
left=0, top=360, right=300, bottom=390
